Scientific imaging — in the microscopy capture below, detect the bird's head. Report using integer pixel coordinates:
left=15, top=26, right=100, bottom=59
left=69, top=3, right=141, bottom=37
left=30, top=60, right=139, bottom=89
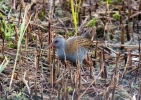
left=46, top=36, right=65, bottom=49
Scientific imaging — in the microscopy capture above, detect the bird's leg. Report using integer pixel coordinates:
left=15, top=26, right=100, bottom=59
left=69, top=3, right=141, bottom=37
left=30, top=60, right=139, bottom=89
left=84, top=58, right=93, bottom=78
left=84, top=58, right=91, bottom=66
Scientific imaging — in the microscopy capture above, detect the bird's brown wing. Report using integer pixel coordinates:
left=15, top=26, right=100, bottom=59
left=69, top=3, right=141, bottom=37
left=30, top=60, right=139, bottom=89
left=65, top=36, right=92, bottom=54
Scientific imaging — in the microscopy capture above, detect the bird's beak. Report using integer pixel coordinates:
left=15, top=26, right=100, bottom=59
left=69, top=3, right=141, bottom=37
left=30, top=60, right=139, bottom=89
left=46, top=43, right=55, bottom=49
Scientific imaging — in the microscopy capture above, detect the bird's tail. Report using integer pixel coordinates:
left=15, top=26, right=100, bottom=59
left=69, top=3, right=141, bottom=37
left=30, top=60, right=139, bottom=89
left=82, top=26, right=96, bottom=41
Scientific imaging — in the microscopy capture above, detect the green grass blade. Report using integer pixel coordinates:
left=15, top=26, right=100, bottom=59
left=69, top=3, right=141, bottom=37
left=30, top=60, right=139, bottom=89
left=0, top=56, right=9, bottom=73
left=9, top=5, right=31, bottom=89
left=70, top=0, right=77, bottom=33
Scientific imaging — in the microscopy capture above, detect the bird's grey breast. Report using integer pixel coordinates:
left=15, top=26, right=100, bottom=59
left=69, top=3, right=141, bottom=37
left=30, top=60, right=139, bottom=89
left=56, top=47, right=66, bottom=60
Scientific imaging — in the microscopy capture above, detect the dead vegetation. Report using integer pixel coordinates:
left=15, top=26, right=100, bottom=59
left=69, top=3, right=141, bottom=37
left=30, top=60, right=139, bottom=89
left=0, top=0, right=141, bottom=100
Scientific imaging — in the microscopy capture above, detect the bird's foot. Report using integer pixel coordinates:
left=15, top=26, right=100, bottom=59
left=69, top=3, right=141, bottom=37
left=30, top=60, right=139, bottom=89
left=84, top=58, right=94, bottom=78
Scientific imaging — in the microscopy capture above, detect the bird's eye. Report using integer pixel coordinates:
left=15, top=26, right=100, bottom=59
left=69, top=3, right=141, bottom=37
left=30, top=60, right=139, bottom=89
left=54, top=40, right=58, bottom=43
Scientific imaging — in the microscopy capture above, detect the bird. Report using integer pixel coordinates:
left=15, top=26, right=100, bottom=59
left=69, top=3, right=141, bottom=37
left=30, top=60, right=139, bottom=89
left=46, top=27, right=95, bottom=65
